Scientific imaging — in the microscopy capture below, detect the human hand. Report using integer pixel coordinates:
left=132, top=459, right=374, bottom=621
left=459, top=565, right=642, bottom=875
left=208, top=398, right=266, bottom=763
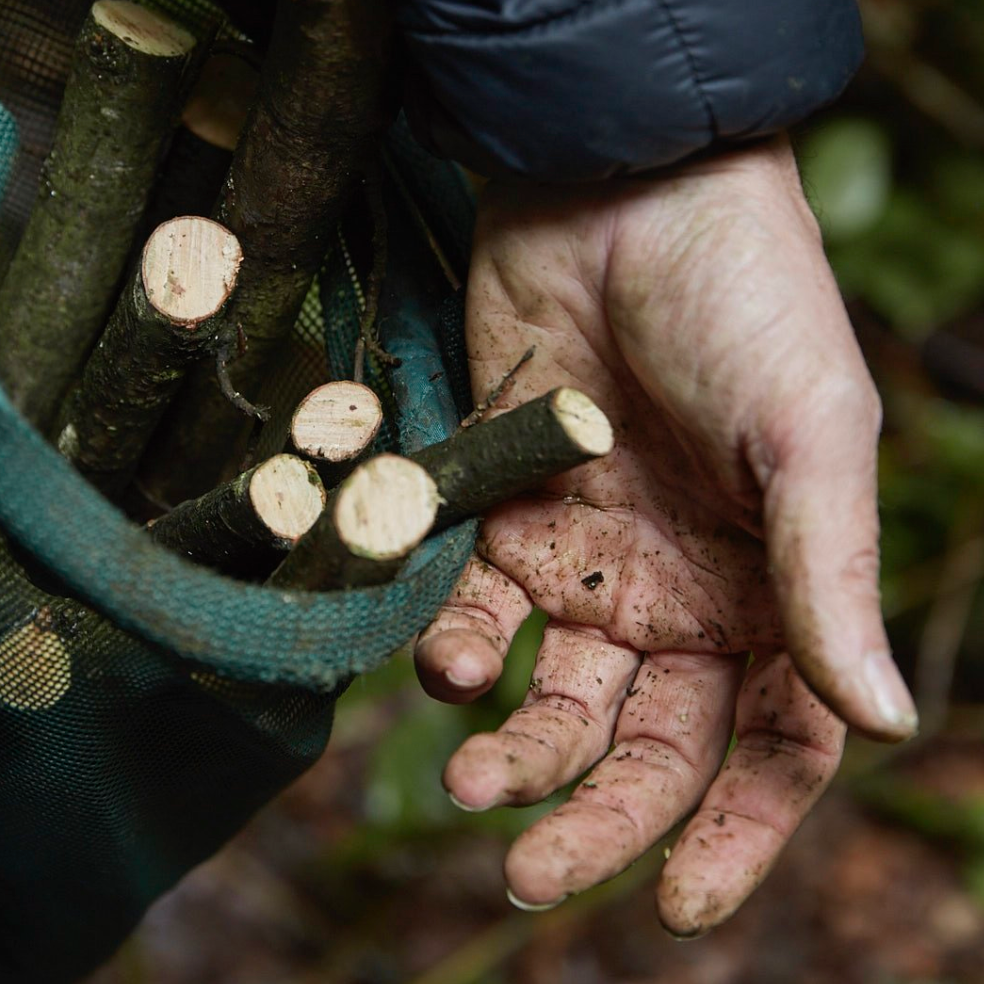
left=415, top=136, right=917, bottom=936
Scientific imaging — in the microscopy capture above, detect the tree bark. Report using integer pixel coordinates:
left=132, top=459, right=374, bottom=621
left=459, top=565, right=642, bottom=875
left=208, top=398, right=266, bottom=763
left=414, top=387, right=614, bottom=532
left=141, top=0, right=398, bottom=506
left=139, top=46, right=260, bottom=236
left=0, top=1, right=197, bottom=431
left=148, top=453, right=326, bottom=578
left=269, top=454, right=439, bottom=590
left=56, top=216, right=243, bottom=498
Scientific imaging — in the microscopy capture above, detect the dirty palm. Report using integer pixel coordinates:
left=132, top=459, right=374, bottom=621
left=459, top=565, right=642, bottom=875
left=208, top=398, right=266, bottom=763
left=415, top=140, right=917, bottom=936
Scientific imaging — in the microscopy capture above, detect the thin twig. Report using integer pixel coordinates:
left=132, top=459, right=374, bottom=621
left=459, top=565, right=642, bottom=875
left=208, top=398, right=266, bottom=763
left=353, top=163, right=399, bottom=383
left=461, top=346, right=536, bottom=427
left=215, top=327, right=270, bottom=422
left=352, top=337, right=367, bottom=385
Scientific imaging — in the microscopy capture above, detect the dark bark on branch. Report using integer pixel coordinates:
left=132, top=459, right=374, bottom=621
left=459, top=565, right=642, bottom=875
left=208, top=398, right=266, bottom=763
left=141, top=0, right=398, bottom=506
left=414, top=387, right=614, bottom=532
left=0, top=1, right=197, bottom=431
left=56, top=216, right=242, bottom=498
left=268, top=454, right=438, bottom=590
left=139, top=48, right=260, bottom=236
left=148, top=453, right=326, bottom=578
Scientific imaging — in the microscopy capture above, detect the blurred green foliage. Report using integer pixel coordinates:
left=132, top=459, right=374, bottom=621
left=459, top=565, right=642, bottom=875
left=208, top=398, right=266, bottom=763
left=801, top=121, right=984, bottom=339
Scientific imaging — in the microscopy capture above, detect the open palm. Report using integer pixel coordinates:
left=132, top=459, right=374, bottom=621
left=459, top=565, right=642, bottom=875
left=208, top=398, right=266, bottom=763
left=415, top=138, right=917, bottom=935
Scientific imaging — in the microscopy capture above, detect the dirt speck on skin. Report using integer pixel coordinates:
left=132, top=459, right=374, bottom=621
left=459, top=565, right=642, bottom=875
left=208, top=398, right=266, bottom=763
left=581, top=571, right=605, bottom=590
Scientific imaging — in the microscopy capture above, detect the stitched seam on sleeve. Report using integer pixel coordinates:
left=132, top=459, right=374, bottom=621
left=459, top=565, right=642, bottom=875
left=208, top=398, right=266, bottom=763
left=406, top=0, right=635, bottom=42
left=654, top=0, right=717, bottom=135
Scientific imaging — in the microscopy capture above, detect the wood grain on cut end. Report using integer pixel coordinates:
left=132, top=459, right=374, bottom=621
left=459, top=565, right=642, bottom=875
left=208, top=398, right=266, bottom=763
left=335, top=454, right=438, bottom=560
left=291, top=381, right=383, bottom=463
left=0, top=615, right=72, bottom=711
left=553, top=387, right=614, bottom=456
left=142, top=216, right=243, bottom=325
left=93, top=0, right=196, bottom=58
left=249, top=453, right=326, bottom=542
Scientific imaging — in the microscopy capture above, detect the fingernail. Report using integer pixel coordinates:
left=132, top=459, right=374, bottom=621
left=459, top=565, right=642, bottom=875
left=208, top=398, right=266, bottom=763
left=666, top=925, right=711, bottom=943
left=445, top=653, right=488, bottom=689
left=863, top=651, right=919, bottom=734
left=506, top=888, right=568, bottom=912
left=448, top=791, right=503, bottom=813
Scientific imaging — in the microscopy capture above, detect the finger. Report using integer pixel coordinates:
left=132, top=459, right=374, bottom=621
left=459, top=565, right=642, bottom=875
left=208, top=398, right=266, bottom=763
left=443, top=623, right=639, bottom=810
left=503, top=651, right=744, bottom=907
left=757, top=375, right=917, bottom=741
left=656, top=652, right=845, bottom=937
left=414, top=556, right=533, bottom=703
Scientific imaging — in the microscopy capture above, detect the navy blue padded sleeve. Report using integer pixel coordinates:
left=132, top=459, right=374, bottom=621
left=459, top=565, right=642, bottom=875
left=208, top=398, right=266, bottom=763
left=397, top=0, right=864, bottom=180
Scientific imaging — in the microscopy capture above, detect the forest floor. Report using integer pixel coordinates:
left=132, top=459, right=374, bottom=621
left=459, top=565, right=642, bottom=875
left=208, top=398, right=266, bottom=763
left=85, top=667, right=984, bottom=984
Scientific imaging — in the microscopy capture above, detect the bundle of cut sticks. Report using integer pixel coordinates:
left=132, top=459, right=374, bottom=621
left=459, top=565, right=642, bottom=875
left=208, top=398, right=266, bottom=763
left=0, top=0, right=614, bottom=597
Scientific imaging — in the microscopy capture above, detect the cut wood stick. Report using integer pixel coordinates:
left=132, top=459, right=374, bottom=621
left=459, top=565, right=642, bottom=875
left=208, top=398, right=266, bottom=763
left=269, top=454, right=439, bottom=591
left=0, top=1, right=197, bottom=430
left=269, top=389, right=612, bottom=593
left=140, top=48, right=260, bottom=235
left=181, top=45, right=260, bottom=152
left=414, top=387, right=614, bottom=532
left=289, top=381, right=383, bottom=487
left=148, top=453, right=326, bottom=578
left=141, top=0, right=398, bottom=505
left=55, top=216, right=242, bottom=498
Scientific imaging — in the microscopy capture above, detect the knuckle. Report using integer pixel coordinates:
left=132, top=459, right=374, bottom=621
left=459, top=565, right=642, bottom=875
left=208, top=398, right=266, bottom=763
left=839, top=545, right=882, bottom=594
left=767, top=371, right=883, bottom=468
left=821, top=372, right=882, bottom=432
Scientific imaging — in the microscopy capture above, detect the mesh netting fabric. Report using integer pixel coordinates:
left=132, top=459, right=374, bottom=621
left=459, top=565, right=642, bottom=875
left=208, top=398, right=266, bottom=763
left=0, top=1, right=477, bottom=980
left=0, top=533, right=339, bottom=982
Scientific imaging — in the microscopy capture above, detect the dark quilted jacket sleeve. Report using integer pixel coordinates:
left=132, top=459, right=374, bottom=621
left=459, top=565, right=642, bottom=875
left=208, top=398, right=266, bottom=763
left=396, top=0, right=864, bottom=180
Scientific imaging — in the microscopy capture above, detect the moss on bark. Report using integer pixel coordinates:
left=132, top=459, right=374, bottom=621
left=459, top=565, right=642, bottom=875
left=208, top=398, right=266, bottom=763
left=148, top=453, right=325, bottom=579
left=56, top=217, right=241, bottom=498
left=0, top=1, right=197, bottom=431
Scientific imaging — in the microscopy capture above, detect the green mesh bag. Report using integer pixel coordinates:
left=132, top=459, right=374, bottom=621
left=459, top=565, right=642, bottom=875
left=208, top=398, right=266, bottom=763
left=0, top=4, right=478, bottom=980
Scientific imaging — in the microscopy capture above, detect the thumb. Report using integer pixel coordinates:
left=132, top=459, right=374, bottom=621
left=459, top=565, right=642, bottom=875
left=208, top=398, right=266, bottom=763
left=755, top=377, right=918, bottom=742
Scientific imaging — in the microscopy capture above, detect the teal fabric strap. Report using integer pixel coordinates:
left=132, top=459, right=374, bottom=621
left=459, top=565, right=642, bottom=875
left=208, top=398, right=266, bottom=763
left=0, top=383, right=475, bottom=689
left=0, top=103, right=16, bottom=202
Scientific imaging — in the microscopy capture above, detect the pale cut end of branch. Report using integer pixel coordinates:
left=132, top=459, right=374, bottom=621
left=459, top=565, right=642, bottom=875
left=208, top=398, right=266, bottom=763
left=291, top=381, right=383, bottom=464
left=93, top=0, right=196, bottom=58
left=334, top=454, right=438, bottom=561
left=249, top=453, right=327, bottom=542
left=552, top=387, right=614, bottom=457
left=142, top=216, right=243, bottom=326
left=0, top=612, right=72, bottom=711
left=181, top=50, right=260, bottom=152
